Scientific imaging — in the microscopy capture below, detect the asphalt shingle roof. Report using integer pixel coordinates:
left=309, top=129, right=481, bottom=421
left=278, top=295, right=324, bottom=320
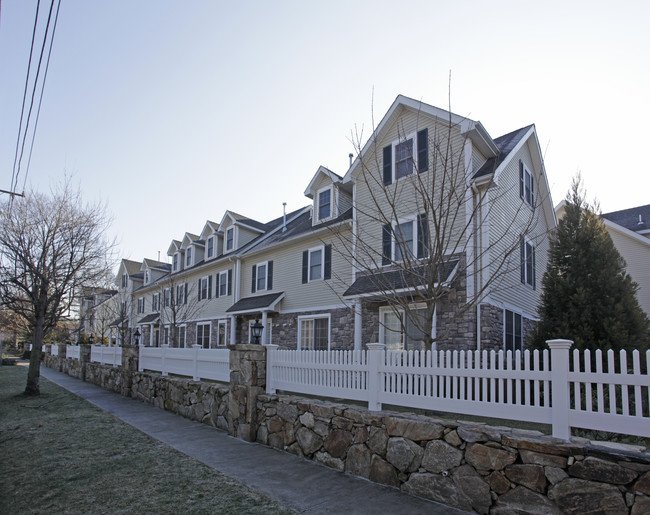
left=473, top=125, right=534, bottom=179
left=226, top=292, right=284, bottom=313
left=602, top=204, right=650, bottom=234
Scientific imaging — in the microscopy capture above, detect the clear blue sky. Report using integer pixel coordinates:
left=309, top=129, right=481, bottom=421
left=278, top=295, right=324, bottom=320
left=1, top=1, right=649, bottom=268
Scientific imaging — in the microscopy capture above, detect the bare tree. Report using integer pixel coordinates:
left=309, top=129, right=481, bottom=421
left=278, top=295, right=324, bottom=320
left=332, top=102, right=547, bottom=351
left=0, top=178, right=115, bottom=394
left=157, top=276, right=200, bottom=347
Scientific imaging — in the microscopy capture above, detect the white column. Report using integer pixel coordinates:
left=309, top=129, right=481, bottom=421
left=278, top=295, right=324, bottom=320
left=366, top=343, right=385, bottom=411
left=547, top=339, right=573, bottom=441
left=229, top=315, right=237, bottom=345
left=261, top=311, right=268, bottom=345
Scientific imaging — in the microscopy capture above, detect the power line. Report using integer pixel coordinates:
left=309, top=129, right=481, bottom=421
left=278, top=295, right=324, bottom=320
left=10, top=0, right=41, bottom=195
left=23, top=0, right=62, bottom=192
left=12, top=0, right=56, bottom=194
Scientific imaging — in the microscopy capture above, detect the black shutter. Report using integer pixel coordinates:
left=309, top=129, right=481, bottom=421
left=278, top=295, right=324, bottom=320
left=267, top=261, right=274, bottom=290
left=184, top=283, right=188, bottom=304
left=417, top=129, right=428, bottom=172
left=417, top=213, right=429, bottom=258
left=532, top=245, right=536, bottom=290
left=208, top=275, right=212, bottom=298
left=519, top=160, right=524, bottom=200
left=227, top=269, right=232, bottom=296
left=382, top=145, right=392, bottom=185
left=520, top=239, right=525, bottom=284
left=382, top=224, right=391, bottom=265
left=324, top=245, right=331, bottom=280
left=302, top=250, right=309, bottom=284
left=251, top=265, right=257, bottom=293
left=215, top=274, right=220, bottom=298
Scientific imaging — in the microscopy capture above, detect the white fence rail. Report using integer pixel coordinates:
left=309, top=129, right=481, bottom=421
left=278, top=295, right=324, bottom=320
left=139, top=345, right=230, bottom=383
left=267, top=341, right=650, bottom=440
left=66, top=345, right=80, bottom=360
left=90, top=345, right=122, bottom=367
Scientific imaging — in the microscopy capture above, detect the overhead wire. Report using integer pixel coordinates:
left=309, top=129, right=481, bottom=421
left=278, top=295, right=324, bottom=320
left=23, top=0, right=62, bottom=193
left=12, top=0, right=57, bottom=196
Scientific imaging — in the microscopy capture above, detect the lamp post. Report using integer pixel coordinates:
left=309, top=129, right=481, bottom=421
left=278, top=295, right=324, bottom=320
left=89, top=334, right=95, bottom=345
left=250, top=318, right=264, bottom=345
left=134, top=328, right=141, bottom=346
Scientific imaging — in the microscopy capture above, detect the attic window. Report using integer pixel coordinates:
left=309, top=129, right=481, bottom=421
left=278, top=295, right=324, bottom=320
left=226, top=227, right=234, bottom=252
left=318, top=188, right=332, bottom=221
left=207, top=237, right=215, bottom=258
left=519, top=161, right=535, bottom=208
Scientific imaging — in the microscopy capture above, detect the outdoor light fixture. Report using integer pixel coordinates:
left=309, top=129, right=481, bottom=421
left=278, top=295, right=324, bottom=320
left=134, top=328, right=141, bottom=346
left=250, top=318, right=264, bottom=345
left=89, top=334, right=95, bottom=345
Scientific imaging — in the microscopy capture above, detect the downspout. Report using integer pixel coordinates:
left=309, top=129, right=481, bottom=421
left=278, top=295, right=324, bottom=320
left=229, top=256, right=241, bottom=345
left=471, top=181, right=482, bottom=352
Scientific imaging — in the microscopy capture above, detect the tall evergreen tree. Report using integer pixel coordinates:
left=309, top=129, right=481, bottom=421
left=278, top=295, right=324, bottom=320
left=531, top=178, right=649, bottom=352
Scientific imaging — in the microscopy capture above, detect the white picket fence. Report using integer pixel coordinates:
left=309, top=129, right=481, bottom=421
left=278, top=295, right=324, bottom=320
left=139, top=345, right=230, bottom=382
left=66, top=345, right=80, bottom=360
left=90, top=345, right=122, bottom=367
left=266, top=341, right=650, bottom=440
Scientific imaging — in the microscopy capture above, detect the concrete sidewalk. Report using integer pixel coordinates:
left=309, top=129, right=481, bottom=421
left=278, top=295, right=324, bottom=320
left=40, top=367, right=468, bottom=514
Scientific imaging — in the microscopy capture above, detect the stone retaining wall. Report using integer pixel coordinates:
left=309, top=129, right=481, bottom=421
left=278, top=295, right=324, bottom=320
left=255, top=394, right=650, bottom=514
left=42, top=344, right=650, bottom=514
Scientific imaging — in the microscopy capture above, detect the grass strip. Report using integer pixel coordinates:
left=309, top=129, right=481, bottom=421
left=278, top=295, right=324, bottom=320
left=0, top=364, right=295, bottom=514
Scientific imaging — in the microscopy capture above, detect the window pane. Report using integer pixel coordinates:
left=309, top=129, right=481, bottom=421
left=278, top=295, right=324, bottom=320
left=405, top=309, right=428, bottom=350
left=310, top=249, right=322, bottom=281
left=314, top=318, right=328, bottom=350
left=395, top=221, right=414, bottom=261
left=301, top=319, right=314, bottom=350
left=257, top=264, right=267, bottom=291
left=382, top=311, right=403, bottom=351
left=395, top=139, right=414, bottom=178
left=220, top=273, right=227, bottom=296
left=318, top=190, right=331, bottom=220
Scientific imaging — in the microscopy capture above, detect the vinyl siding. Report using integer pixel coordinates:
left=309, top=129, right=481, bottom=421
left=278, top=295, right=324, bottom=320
left=487, top=143, right=551, bottom=316
left=607, top=228, right=650, bottom=317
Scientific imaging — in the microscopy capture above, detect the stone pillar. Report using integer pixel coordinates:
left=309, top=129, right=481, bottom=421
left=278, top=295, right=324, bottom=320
left=120, top=345, right=140, bottom=397
left=57, top=343, right=67, bottom=372
left=228, top=343, right=268, bottom=442
left=79, top=344, right=92, bottom=381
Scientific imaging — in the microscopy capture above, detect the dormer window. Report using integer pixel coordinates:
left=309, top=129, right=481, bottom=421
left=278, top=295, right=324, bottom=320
left=318, top=187, right=332, bottom=221
left=121, top=273, right=128, bottom=288
left=186, top=247, right=192, bottom=267
left=207, top=236, right=215, bottom=259
left=226, top=227, right=234, bottom=252
left=173, top=253, right=179, bottom=272
left=144, top=269, right=150, bottom=284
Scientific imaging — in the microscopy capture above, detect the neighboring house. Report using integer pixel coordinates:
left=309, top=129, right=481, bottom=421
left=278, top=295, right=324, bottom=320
left=602, top=205, right=650, bottom=317
left=77, top=287, right=117, bottom=342
left=127, top=95, right=555, bottom=353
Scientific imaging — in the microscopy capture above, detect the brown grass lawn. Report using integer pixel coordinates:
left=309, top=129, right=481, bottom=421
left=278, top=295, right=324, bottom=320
left=0, top=363, right=294, bottom=514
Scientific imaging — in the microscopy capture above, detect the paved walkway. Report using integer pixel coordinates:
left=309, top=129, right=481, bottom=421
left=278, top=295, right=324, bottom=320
left=40, top=367, right=468, bottom=514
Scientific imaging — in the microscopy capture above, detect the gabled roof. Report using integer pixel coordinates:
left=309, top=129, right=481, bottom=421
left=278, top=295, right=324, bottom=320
left=218, top=210, right=266, bottom=234
left=226, top=292, right=285, bottom=314
left=120, top=259, right=141, bottom=276
left=167, top=240, right=181, bottom=256
left=304, top=166, right=343, bottom=198
left=141, top=258, right=171, bottom=272
left=602, top=204, right=650, bottom=234
left=473, top=124, right=534, bottom=179
left=343, top=95, right=499, bottom=183
left=200, top=220, right=220, bottom=240
left=180, top=233, right=200, bottom=249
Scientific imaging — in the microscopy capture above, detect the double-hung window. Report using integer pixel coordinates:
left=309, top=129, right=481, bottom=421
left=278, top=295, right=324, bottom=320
left=520, top=161, right=535, bottom=207
left=302, top=245, right=331, bottom=283
left=217, top=320, right=228, bottom=346
left=521, top=238, right=536, bottom=288
left=207, top=237, right=215, bottom=259
left=186, top=248, right=193, bottom=267
left=164, top=288, right=171, bottom=307
left=217, top=270, right=232, bottom=297
left=251, top=261, right=273, bottom=293
left=298, top=316, right=329, bottom=350
left=152, top=293, right=160, bottom=312
left=177, top=325, right=186, bottom=348
left=318, top=188, right=332, bottom=221
left=121, top=273, right=128, bottom=288
left=382, top=214, right=428, bottom=265
left=173, top=253, right=179, bottom=272
left=176, top=283, right=187, bottom=305
left=382, top=129, right=429, bottom=185
left=198, top=276, right=212, bottom=300
left=379, top=305, right=432, bottom=351
left=504, top=309, right=523, bottom=352
left=144, top=269, right=150, bottom=284
left=137, top=298, right=145, bottom=314
left=196, top=323, right=211, bottom=349
left=226, top=227, right=234, bottom=252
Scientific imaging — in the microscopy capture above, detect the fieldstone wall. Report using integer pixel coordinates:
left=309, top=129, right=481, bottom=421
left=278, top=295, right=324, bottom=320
left=255, top=394, right=650, bottom=514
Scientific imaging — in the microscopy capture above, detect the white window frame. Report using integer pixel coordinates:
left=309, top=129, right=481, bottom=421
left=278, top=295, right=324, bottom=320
left=144, top=269, right=150, bottom=284
left=317, top=186, right=333, bottom=221
left=176, top=283, right=186, bottom=305
left=379, top=303, right=435, bottom=351
left=521, top=163, right=535, bottom=207
left=137, top=298, right=145, bottom=314
left=218, top=271, right=229, bottom=297
left=163, top=288, right=171, bottom=307
left=207, top=236, right=215, bottom=259
left=199, top=276, right=210, bottom=301
left=392, top=215, right=418, bottom=262
left=392, top=132, right=418, bottom=182
left=173, top=253, right=179, bottom=272
left=297, top=314, right=330, bottom=351
left=225, top=227, right=235, bottom=252
left=186, top=247, right=193, bottom=267
left=152, top=293, right=160, bottom=312
left=255, top=261, right=269, bottom=292
left=196, top=322, right=211, bottom=349
left=217, top=319, right=229, bottom=347
left=307, top=245, right=325, bottom=282
left=177, top=324, right=187, bottom=348
left=121, top=273, right=128, bottom=288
